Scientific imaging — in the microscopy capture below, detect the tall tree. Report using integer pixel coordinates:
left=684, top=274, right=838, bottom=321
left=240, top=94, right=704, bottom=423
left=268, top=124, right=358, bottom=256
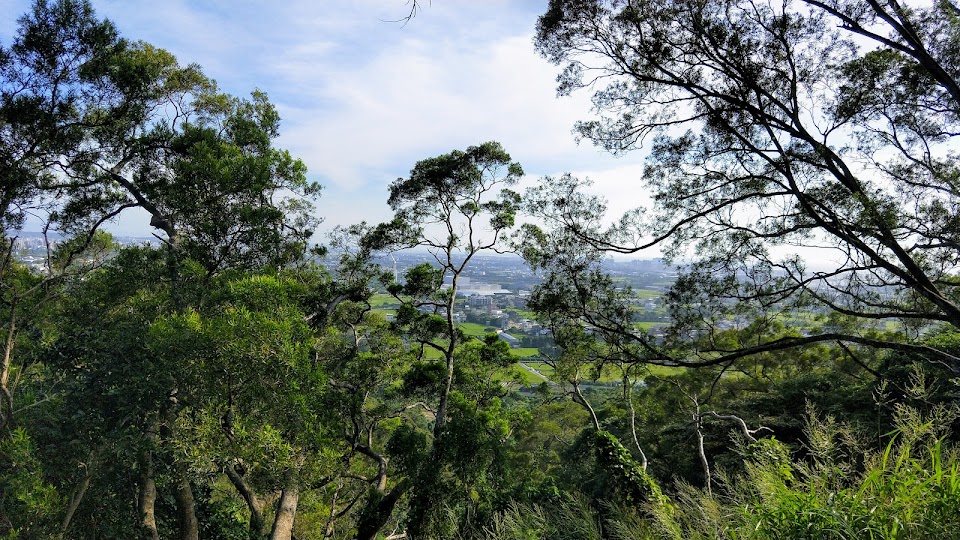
left=150, top=269, right=344, bottom=540
left=527, top=0, right=960, bottom=370
left=354, top=141, right=523, bottom=539
left=364, top=141, right=522, bottom=438
left=1, top=0, right=319, bottom=264
left=0, top=2, right=320, bottom=538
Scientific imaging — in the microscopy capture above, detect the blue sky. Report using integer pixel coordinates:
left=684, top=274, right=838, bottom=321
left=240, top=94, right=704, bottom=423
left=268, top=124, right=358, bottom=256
left=2, top=0, right=651, bottom=239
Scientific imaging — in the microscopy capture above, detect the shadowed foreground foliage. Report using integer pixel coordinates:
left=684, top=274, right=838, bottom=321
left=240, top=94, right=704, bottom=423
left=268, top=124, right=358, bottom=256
left=477, top=404, right=960, bottom=540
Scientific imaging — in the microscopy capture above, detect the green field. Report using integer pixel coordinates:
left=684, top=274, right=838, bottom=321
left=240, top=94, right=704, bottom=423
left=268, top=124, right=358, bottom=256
left=635, top=321, right=667, bottom=330
left=459, top=322, right=497, bottom=337
left=518, top=360, right=681, bottom=384
left=522, top=361, right=556, bottom=379
left=633, top=288, right=662, bottom=300
left=512, top=363, right=549, bottom=384
left=505, top=308, right=537, bottom=319
left=370, top=293, right=400, bottom=308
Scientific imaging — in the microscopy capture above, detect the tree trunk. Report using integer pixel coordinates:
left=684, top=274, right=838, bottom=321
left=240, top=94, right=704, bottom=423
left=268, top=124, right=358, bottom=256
left=140, top=445, right=160, bottom=540
left=433, top=288, right=459, bottom=437
left=0, top=312, right=17, bottom=433
left=59, top=450, right=96, bottom=538
left=269, top=470, right=299, bottom=540
left=354, top=479, right=410, bottom=540
left=224, top=462, right=266, bottom=538
left=173, top=464, right=199, bottom=540
left=160, top=399, right=198, bottom=540
left=693, top=404, right=711, bottom=496
left=322, top=482, right=341, bottom=540
left=624, top=377, right=648, bottom=470
left=571, top=381, right=600, bottom=432
left=59, top=473, right=92, bottom=538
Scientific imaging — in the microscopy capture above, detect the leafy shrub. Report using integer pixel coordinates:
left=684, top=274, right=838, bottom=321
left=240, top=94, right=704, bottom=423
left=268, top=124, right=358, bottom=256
left=651, top=404, right=960, bottom=540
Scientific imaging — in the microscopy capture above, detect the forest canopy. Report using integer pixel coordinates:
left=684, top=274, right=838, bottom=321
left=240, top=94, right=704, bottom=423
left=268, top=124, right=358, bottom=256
left=2, top=1, right=960, bottom=539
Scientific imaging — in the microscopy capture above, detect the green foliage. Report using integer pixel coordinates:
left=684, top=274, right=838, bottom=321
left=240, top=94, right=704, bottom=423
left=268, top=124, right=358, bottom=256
left=647, top=406, right=960, bottom=540
left=9, top=1, right=960, bottom=538
left=483, top=494, right=604, bottom=540
left=0, top=429, right=59, bottom=538
left=370, top=141, right=523, bottom=258
left=527, top=0, right=960, bottom=374
left=592, top=430, right=669, bottom=509
left=195, top=486, right=249, bottom=540
left=0, top=0, right=123, bottom=231
left=161, top=89, right=320, bottom=273
left=401, top=263, right=444, bottom=299
left=474, top=401, right=960, bottom=540
left=2, top=0, right=319, bottom=270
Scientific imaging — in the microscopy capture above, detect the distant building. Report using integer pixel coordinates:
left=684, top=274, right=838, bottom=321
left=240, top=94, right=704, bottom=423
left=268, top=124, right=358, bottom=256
left=468, top=295, right=493, bottom=307
left=498, top=333, right=520, bottom=348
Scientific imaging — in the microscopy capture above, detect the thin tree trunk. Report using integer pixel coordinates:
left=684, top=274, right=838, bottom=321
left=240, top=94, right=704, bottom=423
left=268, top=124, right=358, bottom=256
left=224, top=462, right=265, bottom=538
left=59, top=473, right=92, bottom=538
left=433, top=283, right=459, bottom=436
left=571, top=381, right=600, bottom=431
left=161, top=398, right=198, bottom=540
left=693, top=398, right=711, bottom=496
left=625, top=383, right=648, bottom=470
left=140, top=423, right=160, bottom=540
left=269, top=470, right=299, bottom=540
left=0, top=312, right=17, bottom=433
left=59, top=453, right=94, bottom=538
left=0, top=239, right=15, bottom=430
left=322, top=482, right=342, bottom=540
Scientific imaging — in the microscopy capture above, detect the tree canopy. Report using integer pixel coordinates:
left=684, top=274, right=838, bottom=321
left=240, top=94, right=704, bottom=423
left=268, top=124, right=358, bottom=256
left=4, top=1, right=960, bottom=539
left=525, top=0, right=960, bottom=370
left=1, top=0, right=319, bottom=265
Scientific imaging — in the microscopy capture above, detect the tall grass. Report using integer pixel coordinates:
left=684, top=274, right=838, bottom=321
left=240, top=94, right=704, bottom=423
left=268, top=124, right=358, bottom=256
left=479, top=402, right=960, bottom=540
left=652, top=402, right=960, bottom=540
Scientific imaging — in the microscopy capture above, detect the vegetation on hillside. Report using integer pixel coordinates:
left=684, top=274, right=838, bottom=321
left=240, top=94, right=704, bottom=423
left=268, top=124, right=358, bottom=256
left=2, top=0, right=960, bottom=538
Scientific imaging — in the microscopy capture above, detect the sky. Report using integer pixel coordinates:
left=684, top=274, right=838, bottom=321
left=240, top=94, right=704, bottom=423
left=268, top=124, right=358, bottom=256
left=1, top=0, right=653, bottom=241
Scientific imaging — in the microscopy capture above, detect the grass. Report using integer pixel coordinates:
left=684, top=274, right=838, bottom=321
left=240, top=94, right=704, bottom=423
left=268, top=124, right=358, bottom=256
left=512, top=364, right=549, bottom=384
left=522, top=361, right=556, bottom=379
left=632, top=288, right=662, bottom=300
left=459, top=322, right=497, bottom=337
left=518, top=361, right=682, bottom=384
left=505, top=308, right=537, bottom=319
left=634, top=321, right=667, bottom=330
left=370, top=293, right=400, bottom=308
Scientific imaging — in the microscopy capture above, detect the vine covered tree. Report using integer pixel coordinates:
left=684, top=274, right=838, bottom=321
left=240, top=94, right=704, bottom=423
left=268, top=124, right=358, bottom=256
left=526, top=0, right=960, bottom=370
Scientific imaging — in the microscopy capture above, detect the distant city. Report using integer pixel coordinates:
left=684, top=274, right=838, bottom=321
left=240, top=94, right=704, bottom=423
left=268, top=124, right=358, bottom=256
left=8, top=231, right=159, bottom=272
left=9, top=231, right=678, bottom=351
left=369, top=251, right=676, bottom=350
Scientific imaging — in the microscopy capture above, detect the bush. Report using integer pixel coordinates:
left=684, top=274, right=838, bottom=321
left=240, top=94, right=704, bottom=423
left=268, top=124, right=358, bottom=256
left=650, top=404, right=960, bottom=540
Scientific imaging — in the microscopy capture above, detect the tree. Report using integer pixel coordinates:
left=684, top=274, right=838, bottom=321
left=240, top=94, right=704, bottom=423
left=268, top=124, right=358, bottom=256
left=1, top=2, right=320, bottom=538
left=354, top=141, right=523, bottom=539
left=1, top=0, right=319, bottom=268
left=0, top=0, right=120, bottom=233
left=365, top=141, right=522, bottom=439
left=0, top=228, right=119, bottom=539
left=151, top=269, right=346, bottom=540
left=0, top=0, right=136, bottom=453
left=527, top=0, right=960, bottom=371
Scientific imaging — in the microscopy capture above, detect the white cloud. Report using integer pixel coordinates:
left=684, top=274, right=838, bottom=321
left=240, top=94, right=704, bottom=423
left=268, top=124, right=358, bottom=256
left=273, top=29, right=645, bottom=202
left=3, top=0, right=656, bottom=238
